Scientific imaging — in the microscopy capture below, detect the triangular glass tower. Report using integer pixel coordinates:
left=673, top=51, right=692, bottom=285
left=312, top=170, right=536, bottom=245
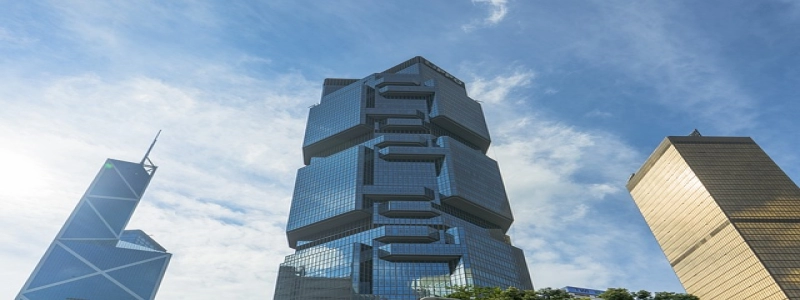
left=17, top=138, right=170, bottom=300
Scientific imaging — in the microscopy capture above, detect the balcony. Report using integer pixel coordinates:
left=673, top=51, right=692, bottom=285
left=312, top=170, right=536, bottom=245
left=378, top=146, right=447, bottom=161
left=362, top=186, right=435, bottom=201
left=378, top=201, right=439, bottom=218
left=378, top=244, right=463, bottom=262
left=379, top=118, right=425, bottom=131
left=374, top=74, right=421, bottom=87
left=374, top=225, right=439, bottom=243
left=378, top=85, right=435, bottom=97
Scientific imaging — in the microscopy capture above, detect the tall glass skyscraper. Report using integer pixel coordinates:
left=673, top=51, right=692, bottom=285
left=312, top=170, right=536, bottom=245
left=274, top=57, right=533, bottom=299
left=628, top=132, right=800, bottom=299
left=17, top=147, right=170, bottom=300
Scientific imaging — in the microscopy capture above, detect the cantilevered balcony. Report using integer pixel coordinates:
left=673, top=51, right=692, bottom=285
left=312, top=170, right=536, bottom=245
left=378, top=201, right=440, bottom=218
left=378, top=146, right=447, bottom=160
left=374, top=225, right=439, bottom=243
left=362, top=186, right=435, bottom=201
left=365, top=108, right=422, bottom=118
left=378, top=244, right=462, bottom=262
left=378, top=118, right=425, bottom=131
left=378, top=85, right=435, bottom=97
left=374, top=74, right=421, bottom=88
left=373, top=134, right=429, bottom=148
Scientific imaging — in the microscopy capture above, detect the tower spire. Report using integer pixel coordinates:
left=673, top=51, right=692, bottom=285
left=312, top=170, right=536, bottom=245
left=141, top=130, right=161, bottom=174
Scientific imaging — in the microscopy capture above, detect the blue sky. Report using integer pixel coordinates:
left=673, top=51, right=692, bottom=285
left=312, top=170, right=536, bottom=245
left=1, top=1, right=798, bottom=299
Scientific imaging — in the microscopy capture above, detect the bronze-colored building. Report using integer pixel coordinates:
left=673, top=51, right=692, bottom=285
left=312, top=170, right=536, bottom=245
left=627, top=133, right=800, bottom=300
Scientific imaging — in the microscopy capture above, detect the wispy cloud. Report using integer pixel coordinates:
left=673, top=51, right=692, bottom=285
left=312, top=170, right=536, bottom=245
left=470, top=69, right=681, bottom=291
left=0, top=62, right=315, bottom=298
left=468, top=69, right=534, bottom=104
left=481, top=0, right=509, bottom=24
left=462, top=0, right=510, bottom=32
left=0, top=27, right=37, bottom=46
left=573, top=1, right=758, bottom=133
left=2, top=1, right=795, bottom=298
left=490, top=114, right=675, bottom=290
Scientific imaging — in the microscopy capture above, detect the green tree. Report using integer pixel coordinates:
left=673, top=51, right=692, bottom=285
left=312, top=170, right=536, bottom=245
left=634, top=290, right=652, bottom=300
left=535, top=287, right=574, bottom=300
left=444, top=286, right=697, bottom=300
left=445, top=286, right=569, bottom=300
left=598, top=288, right=634, bottom=300
left=446, top=286, right=502, bottom=299
left=653, top=291, right=699, bottom=300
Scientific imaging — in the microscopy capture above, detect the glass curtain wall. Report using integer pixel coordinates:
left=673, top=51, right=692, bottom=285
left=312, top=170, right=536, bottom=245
left=274, top=57, right=533, bottom=300
left=628, top=136, right=800, bottom=300
left=17, top=159, right=171, bottom=300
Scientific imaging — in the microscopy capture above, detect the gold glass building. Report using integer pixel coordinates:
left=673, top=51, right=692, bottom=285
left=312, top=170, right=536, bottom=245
left=627, top=133, right=800, bottom=300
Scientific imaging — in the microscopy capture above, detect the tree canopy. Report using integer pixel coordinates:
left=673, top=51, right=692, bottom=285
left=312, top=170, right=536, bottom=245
left=443, top=286, right=698, bottom=300
left=445, top=286, right=573, bottom=300
left=598, top=288, right=699, bottom=300
left=598, top=288, right=634, bottom=300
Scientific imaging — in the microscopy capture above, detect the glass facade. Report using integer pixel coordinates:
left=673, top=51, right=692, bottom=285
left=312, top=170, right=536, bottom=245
left=275, top=57, right=533, bottom=299
left=17, top=159, right=171, bottom=300
left=628, top=135, right=800, bottom=300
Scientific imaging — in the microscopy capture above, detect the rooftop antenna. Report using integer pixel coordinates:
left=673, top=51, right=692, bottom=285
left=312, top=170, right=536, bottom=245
left=141, top=130, right=161, bottom=175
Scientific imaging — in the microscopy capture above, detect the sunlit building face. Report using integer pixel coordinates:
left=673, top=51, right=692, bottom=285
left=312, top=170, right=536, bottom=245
left=273, top=57, right=533, bottom=300
left=628, top=135, right=800, bottom=300
left=17, top=159, right=170, bottom=300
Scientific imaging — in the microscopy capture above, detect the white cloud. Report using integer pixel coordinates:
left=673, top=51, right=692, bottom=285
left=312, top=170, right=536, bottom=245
left=7, top=1, right=777, bottom=296
left=468, top=69, right=534, bottom=104
left=575, top=1, right=758, bottom=133
left=0, top=65, right=315, bottom=299
left=489, top=115, right=636, bottom=228
left=0, top=27, right=37, bottom=46
left=0, top=3, right=316, bottom=298
left=470, top=69, right=681, bottom=292
left=50, top=0, right=219, bottom=48
left=561, top=203, right=589, bottom=222
left=481, top=0, right=509, bottom=24
left=463, top=0, right=510, bottom=32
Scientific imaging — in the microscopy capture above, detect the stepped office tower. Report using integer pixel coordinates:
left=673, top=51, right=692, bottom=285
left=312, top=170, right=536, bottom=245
left=274, top=57, right=532, bottom=299
left=17, top=143, right=170, bottom=300
left=627, top=133, right=800, bottom=300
